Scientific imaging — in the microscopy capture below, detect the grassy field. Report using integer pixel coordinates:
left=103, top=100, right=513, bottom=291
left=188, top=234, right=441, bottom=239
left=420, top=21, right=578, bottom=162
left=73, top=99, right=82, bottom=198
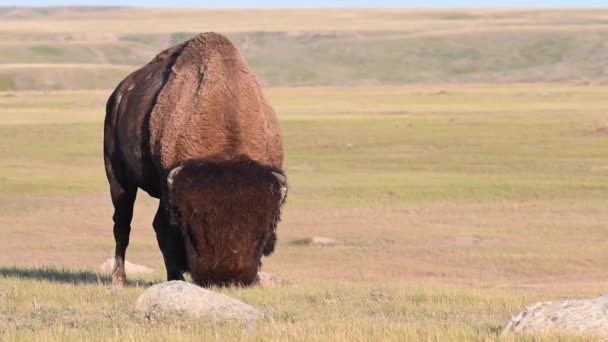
left=1, top=8, right=608, bottom=89
left=0, top=84, right=607, bottom=340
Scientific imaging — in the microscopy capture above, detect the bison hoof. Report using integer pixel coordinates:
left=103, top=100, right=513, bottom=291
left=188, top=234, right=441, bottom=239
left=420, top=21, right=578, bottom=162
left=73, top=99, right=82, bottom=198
left=167, top=272, right=185, bottom=282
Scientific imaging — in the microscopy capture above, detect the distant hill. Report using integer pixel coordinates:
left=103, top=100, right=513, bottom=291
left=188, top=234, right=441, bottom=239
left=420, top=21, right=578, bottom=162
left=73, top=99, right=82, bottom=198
left=0, top=7, right=607, bottom=90
left=0, top=6, right=125, bottom=18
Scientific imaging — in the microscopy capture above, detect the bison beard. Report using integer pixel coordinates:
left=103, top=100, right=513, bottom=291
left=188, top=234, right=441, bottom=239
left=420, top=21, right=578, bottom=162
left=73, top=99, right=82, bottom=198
left=167, top=158, right=285, bottom=286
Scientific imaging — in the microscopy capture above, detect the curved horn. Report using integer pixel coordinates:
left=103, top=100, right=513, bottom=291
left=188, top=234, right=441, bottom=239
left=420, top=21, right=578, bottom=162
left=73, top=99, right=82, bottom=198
left=167, top=165, right=184, bottom=190
left=271, top=171, right=288, bottom=203
left=271, top=171, right=287, bottom=186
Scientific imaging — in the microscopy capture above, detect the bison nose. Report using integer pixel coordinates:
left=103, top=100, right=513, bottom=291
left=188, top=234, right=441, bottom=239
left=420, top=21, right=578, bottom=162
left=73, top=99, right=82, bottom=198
left=207, top=264, right=259, bottom=286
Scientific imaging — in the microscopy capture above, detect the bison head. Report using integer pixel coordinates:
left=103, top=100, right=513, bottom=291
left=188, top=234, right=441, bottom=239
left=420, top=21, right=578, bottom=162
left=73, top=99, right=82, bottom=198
left=167, top=158, right=287, bottom=286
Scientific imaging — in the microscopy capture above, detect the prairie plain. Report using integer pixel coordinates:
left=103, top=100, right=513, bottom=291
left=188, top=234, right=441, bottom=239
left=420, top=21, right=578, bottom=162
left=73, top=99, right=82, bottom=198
left=1, top=85, right=607, bottom=340
left=1, top=7, right=608, bottom=341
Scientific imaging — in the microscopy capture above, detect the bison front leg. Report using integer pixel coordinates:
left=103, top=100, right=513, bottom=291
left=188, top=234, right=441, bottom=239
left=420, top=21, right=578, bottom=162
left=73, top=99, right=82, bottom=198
left=109, top=184, right=137, bottom=287
left=153, top=204, right=187, bottom=281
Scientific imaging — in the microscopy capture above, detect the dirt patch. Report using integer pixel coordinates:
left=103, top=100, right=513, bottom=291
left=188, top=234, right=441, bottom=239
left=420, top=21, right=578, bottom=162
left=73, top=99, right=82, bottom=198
left=591, top=165, right=608, bottom=172
left=3, top=194, right=608, bottom=291
left=415, top=90, right=448, bottom=96
left=430, top=235, right=512, bottom=248
left=589, top=125, right=608, bottom=136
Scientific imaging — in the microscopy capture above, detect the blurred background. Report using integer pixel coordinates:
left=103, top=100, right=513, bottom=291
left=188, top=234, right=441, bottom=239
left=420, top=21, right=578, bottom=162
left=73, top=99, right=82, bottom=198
left=1, top=6, right=608, bottom=90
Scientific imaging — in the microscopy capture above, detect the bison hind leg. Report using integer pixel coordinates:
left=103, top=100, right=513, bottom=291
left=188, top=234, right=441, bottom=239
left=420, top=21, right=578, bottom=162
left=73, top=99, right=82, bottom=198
left=108, top=182, right=137, bottom=287
left=105, top=151, right=138, bottom=288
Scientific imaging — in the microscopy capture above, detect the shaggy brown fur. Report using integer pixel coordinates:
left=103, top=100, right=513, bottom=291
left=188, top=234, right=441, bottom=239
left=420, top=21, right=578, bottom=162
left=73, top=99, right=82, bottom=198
left=103, top=32, right=285, bottom=287
left=168, top=157, right=285, bottom=286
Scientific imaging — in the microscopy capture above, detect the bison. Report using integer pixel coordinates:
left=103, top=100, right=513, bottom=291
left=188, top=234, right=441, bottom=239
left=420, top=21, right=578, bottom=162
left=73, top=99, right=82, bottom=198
left=103, top=32, right=287, bottom=287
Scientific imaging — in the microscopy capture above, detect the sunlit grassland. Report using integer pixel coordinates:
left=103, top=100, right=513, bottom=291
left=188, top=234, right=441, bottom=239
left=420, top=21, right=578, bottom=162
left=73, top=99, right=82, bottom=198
left=1, top=85, right=606, bottom=205
left=0, top=84, right=607, bottom=340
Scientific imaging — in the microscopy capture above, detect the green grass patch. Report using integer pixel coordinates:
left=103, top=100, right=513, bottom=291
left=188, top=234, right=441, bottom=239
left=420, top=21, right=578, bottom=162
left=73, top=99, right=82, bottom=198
left=29, top=45, right=62, bottom=57
left=0, top=75, right=14, bottom=90
left=0, top=85, right=607, bottom=205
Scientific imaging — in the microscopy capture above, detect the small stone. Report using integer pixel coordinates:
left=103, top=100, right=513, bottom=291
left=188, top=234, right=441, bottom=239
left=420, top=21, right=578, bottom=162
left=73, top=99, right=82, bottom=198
left=136, top=281, right=261, bottom=323
left=291, top=236, right=338, bottom=246
left=310, top=236, right=337, bottom=246
left=99, top=258, right=154, bottom=274
left=292, top=236, right=338, bottom=246
left=503, top=295, right=608, bottom=337
left=257, top=272, right=284, bottom=287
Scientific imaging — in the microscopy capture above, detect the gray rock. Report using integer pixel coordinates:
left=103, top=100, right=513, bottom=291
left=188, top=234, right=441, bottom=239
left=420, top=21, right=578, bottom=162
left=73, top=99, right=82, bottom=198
left=99, top=258, right=154, bottom=274
left=292, top=236, right=338, bottom=247
left=310, top=236, right=337, bottom=246
left=503, top=295, right=608, bottom=337
left=135, top=281, right=261, bottom=323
